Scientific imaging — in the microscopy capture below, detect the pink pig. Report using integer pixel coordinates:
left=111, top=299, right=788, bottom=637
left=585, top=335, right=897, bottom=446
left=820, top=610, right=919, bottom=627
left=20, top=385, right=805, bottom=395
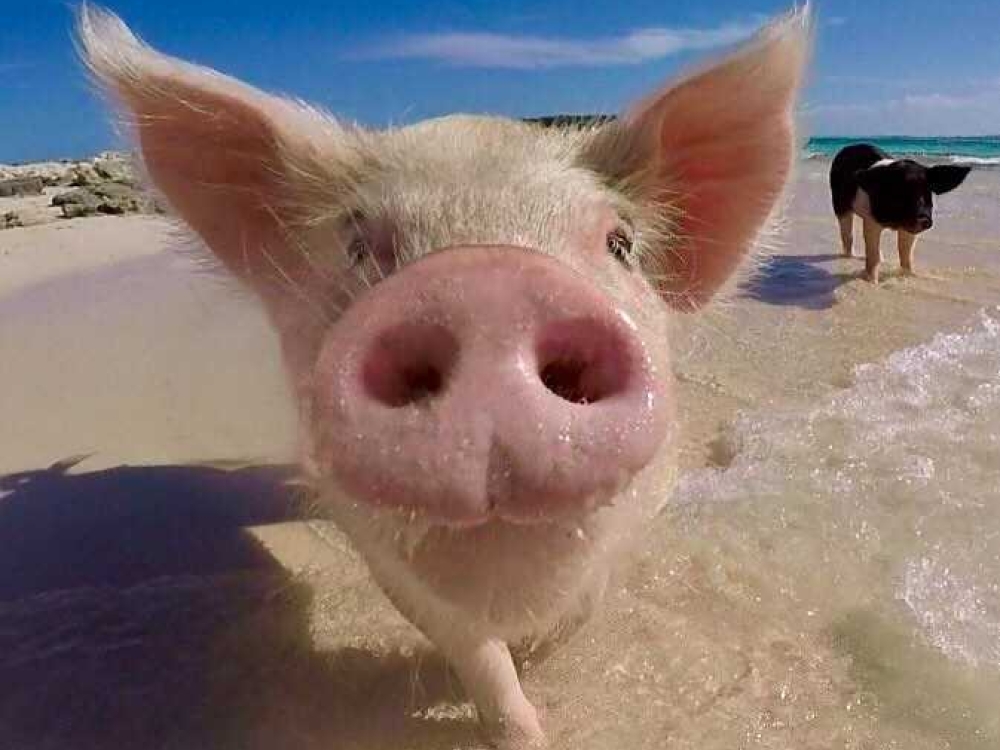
left=79, top=5, right=808, bottom=747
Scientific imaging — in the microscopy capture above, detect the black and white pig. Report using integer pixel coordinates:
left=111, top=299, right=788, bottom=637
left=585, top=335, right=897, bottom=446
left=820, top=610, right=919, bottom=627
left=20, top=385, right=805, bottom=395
left=79, top=5, right=809, bottom=747
left=830, top=143, right=971, bottom=283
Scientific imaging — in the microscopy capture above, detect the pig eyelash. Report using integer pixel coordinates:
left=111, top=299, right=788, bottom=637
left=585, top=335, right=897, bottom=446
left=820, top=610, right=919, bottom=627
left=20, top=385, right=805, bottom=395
left=606, top=223, right=636, bottom=267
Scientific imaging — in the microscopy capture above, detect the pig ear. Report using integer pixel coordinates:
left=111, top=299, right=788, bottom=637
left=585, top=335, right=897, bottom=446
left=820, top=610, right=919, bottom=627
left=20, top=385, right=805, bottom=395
left=77, top=5, right=339, bottom=297
left=588, top=9, right=810, bottom=310
left=927, top=164, right=971, bottom=195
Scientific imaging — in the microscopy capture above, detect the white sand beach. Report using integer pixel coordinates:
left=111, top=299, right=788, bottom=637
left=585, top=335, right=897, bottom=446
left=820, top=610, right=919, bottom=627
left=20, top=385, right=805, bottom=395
left=1, top=158, right=999, bottom=749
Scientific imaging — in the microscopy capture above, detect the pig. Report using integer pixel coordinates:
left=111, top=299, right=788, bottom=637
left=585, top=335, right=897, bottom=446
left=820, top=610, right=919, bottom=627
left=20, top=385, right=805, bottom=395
left=829, top=143, right=971, bottom=283
left=78, top=5, right=809, bottom=747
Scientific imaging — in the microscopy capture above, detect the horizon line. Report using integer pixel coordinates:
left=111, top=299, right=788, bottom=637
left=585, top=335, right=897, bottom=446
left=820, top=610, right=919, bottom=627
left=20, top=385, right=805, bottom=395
left=6, top=132, right=1000, bottom=167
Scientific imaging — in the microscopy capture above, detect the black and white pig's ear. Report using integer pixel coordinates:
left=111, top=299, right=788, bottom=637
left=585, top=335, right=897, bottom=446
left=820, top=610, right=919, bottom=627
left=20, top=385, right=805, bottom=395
left=586, top=7, right=810, bottom=310
left=927, top=164, right=971, bottom=195
left=77, top=5, right=350, bottom=297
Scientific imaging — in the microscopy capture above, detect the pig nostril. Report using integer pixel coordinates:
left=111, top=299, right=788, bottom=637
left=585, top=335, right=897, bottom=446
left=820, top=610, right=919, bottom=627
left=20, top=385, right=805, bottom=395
left=540, top=358, right=592, bottom=404
left=362, top=323, right=458, bottom=407
left=401, top=363, right=444, bottom=401
left=536, top=318, right=632, bottom=405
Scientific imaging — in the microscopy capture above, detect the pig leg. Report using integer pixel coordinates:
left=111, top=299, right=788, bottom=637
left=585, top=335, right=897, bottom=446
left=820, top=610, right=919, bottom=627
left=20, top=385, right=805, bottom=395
left=837, top=212, right=855, bottom=257
left=407, top=606, right=543, bottom=747
left=440, top=575, right=607, bottom=745
left=443, top=636, right=545, bottom=749
left=862, top=217, right=883, bottom=283
left=369, top=567, right=544, bottom=747
left=898, top=230, right=918, bottom=275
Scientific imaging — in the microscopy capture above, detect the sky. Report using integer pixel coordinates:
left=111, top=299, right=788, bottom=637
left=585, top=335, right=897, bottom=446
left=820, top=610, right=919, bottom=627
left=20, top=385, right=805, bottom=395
left=3, top=0, right=1000, bottom=163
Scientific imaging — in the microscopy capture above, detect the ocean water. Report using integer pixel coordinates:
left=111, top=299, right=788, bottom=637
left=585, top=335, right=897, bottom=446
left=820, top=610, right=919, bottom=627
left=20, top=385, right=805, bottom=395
left=807, top=136, right=1000, bottom=165
left=674, top=307, right=1000, bottom=745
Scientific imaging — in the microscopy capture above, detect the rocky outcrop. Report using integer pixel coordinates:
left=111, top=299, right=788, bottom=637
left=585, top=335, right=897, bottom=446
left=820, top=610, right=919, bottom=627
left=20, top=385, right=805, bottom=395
left=0, top=152, right=163, bottom=229
left=66, top=153, right=139, bottom=189
left=51, top=182, right=155, bottom=218
left=0, top=177, right=44, bottom=198
left=0, top=152, right=139, bottom=187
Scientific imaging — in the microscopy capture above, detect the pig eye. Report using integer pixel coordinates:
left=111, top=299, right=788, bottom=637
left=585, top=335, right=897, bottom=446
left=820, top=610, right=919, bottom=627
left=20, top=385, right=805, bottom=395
left=343, top=213, right=399, bottom=278
left=343, top=210, right=373, bottom=268
left=346, top=235, right=370, bottom=268
left=606, top=225, right=635, bottom=266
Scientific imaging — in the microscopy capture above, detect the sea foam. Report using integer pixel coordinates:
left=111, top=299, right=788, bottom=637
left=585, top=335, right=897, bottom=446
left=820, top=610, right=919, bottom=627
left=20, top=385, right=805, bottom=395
left=948, top=154, right=1000, bottom=167
left=677, top=307, right=1000, bottom=670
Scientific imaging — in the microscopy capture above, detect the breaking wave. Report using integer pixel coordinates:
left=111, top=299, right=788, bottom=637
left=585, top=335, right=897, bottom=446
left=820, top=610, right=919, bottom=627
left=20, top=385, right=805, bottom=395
left=677, top=307, right=1000, bottom=670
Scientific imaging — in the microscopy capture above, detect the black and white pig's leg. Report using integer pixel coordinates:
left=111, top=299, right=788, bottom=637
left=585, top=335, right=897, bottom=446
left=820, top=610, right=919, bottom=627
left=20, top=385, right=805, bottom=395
left=862, top=217, right=884, bottom=283
left=898, top=229, right=918, bottom=275
left=837, top=211, right=855, bottom=257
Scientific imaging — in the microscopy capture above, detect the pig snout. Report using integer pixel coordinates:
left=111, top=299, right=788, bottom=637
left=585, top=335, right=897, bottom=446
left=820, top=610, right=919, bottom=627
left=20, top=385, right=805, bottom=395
left=313, top=246, right=670, bottom=526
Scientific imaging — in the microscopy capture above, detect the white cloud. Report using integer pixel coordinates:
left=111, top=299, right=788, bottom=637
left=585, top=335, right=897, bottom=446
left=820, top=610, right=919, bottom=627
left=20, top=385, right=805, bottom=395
left=354, top=22, right=759, bottom=69
left=803, top=101, right=880, bottom=116
left=804, top=85, right=1000, bottom=135
left=808, top=84, right=1000, bottom=116
left=822, top=74, right=916, bottom=87
left=900, top=92, right=981, bottom=109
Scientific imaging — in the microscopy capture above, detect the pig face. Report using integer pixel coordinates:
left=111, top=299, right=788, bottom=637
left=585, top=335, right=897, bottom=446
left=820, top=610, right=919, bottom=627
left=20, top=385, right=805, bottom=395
left=857, top=159, right=971, bottom=233
left=292, top=120, right=682, bottom=632
left=80, top=6, right=808, bottom=745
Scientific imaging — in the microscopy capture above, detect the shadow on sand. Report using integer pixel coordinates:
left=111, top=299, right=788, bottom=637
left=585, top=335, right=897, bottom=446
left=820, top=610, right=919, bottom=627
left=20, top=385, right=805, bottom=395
left=0, top=459, right=477, bottom=750
left=740, top=253, right=857, bottom=310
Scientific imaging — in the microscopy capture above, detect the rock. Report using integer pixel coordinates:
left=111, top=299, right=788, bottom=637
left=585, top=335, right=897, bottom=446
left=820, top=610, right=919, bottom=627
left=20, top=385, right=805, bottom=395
left=51, top=182, right=155, bottom=218
left=60, top=203, right=95, bottom=219
left=68, top=164, right=101, bottom=187
left=51, top=188, right=95, bottom=207
left=2, top=211, right=23, bottom=229
left=67, top=156, right=138, bottom=189
left=52, top=188, right=103, bottom=217
left=0, top=176, right=44, bottom=197
left=92, top=182, right=151, bottom=213
left=92, top=156, right=136, bottom=186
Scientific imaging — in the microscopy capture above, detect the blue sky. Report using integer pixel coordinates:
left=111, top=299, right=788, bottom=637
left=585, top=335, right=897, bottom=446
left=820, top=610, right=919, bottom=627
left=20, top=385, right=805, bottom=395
left=3, top=0, right=1000, bottom=163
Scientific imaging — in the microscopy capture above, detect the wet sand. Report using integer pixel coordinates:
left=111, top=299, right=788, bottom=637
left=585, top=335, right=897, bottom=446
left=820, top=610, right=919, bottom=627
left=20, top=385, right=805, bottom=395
left=1, top=160, right=998, bottom=749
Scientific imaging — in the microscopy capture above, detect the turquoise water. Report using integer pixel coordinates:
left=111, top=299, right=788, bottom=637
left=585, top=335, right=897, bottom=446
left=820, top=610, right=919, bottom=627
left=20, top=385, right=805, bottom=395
left=807, top=136, right=1000, bottom=164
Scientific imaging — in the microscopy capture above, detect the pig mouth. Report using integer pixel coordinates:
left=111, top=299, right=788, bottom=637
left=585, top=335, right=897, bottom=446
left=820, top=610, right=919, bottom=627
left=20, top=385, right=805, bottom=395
left=315, top=445, right=631, bottom=533
left=478, top=442, right=632, bottom=527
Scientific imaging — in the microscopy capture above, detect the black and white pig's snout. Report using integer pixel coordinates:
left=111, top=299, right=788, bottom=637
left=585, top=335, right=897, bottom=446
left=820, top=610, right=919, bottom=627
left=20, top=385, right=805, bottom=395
left=312, top=246, right=671, bottom=527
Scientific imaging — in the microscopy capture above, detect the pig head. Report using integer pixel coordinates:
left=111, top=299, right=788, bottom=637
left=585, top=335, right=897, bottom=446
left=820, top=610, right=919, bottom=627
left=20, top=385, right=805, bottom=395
left=79, top=6, right=808, bottom=747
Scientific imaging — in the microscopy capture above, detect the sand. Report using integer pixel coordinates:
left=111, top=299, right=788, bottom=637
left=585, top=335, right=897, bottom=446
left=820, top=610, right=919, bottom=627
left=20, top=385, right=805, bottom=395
left=2, top=160, right=998, bottom=749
